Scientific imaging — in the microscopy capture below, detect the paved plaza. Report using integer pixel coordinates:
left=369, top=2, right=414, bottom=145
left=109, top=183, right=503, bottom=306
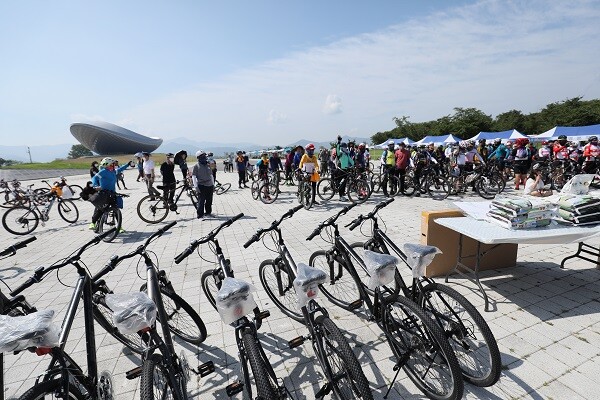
left=1, top=167, right=599, bottom=399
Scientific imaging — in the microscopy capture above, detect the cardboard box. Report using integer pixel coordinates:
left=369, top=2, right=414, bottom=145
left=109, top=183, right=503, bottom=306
left=421, top=210, right=518, bottom=277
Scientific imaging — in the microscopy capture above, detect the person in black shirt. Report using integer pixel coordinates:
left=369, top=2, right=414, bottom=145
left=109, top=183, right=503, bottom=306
left=89, top=161, right=99, bottom=178
left=160, top=153, right=177, bottom=205
left=173, top=150, right=189, bottom=181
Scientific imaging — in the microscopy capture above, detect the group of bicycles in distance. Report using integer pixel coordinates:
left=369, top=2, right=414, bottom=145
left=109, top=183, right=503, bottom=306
left=1, top=195, right=501, bottom=399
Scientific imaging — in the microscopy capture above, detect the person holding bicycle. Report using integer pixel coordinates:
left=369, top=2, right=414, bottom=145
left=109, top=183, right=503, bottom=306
left=299, top=143, right=320, bottom=205
left=395, top=142, right=410, bottom=194
left=160, top=153, right=177, bottom=206
left=380, top=140, right=397, bottom=197
left=255, top=152, right=272, bottom=200
left=335, top=136, right=354, bottom=201
left=192, top=150, right=215, bottom=219
left=235, top=150, right=248, bottom=189
left=89, top=157, right=132, bottom=231
left=582, top=136, right=600, bottom=173
left=142, top=152, right=161, bottom=199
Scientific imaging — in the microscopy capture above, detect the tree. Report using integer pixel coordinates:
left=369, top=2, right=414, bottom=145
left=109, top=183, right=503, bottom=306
left=68, top=144, right=93, bottom=159
left=450, top=107, right=493, bottom=138
left=492, top=110, right=527, bottom=133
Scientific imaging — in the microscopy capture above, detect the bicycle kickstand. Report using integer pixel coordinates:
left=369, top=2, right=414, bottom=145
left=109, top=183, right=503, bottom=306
left=383, top=352, right=409, bottom=399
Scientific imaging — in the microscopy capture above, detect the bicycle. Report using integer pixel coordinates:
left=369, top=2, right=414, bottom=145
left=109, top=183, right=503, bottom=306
left=174, top=214, right=288, bottom=399
left=6, top=229, right=120, bottom=399
left=317, top=167, right=371, bottom=203
left=347, top=198, right=501, bottom=387
left=38, top=178, right=83, bottom=201
left=101, top=222, right=213, bottom=399
left=0, top=237, right=38, bottom=400
left=307, top=203, right=463, bottom=400
left=296, top=171, right=314, bottom=210
left=414, top=165, right=451, bottom=200
left=137, top=180, right=199, bottom=224
left=243, top=205, right=373, bottom=399
left=2, top=187, right=79, bottom=235
left=447, top=165, right=501, bottom=200
left=96, top=192, right=128, bottom=242
left=370, top=165, right=402, bottom=197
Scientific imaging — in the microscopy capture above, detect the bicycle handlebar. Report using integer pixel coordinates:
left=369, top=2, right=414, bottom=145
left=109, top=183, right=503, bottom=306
left=346, top=198, right=394, bottom=231
left=306, top=203, right=358, bottom=241
left=9, top=229, right=116, bottom=296
left=0, top=236, right=37, bottom=258
left=174, top=213, right=244, bottom=264
left=243, top=205, right=303, bottom=248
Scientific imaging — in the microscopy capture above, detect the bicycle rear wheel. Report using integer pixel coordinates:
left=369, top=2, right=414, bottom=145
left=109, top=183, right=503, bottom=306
left=2, top=206, right=39, bottom=235
left=385, top=296, right=463, bottom=400
left=309, top=250, right=361, bottom=311
left=18, top=378, right=85, bottom=399
left=140, top=284, right=207, bottom=345
left=57, top=199, right=79, bottom=223
left=259, top=182, right=278, bottom=204
left=137, top=195, right=169, bottom=224
left=347, top=179, right=371, bottom=203
left=315, top=315, right=373, bottom=400
left=419, top=282, right=501, bottom=387
left=67, top=184, right=83, bottom=200
left=259, top=259, right=303, bottom=322
left=426, top=176, right=450, bottom=201
left=301, top=183, right=313, bottom=210
left=242, top=330, right=279, bottom=400
left=98, top=208, right=121, bottom=242
left=317, top=178, right=335, bottom=201
left=140, top=353, right=186, bottom=400
left=370, top=174, right=382, bottom=193
left=215, top=182, right=231, bottom=195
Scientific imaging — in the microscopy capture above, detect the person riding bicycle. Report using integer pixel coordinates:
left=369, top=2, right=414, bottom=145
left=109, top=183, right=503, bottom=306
left=355, top=143, right=368, bottom=170
left=269, top=151, right=283, bottom=173
left=89, top=157, right=132, bottom=231
left=299, top=143, right=320, bottom=205
left=380, top=140, right=397, bottom=197
left=160, top=153, right=177, bottom=207
left=335, top=136, right=355, bottom=201
left=582, top=136, right=600, bottom=173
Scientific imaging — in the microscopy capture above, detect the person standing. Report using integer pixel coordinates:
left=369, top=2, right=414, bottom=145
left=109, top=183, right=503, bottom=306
left=174, top=150, right=189, bottom=180
left=395, top=143, right=410, bottom=194
left=192, top=150, right=215, bottom=219
left=136, top=157, right=144, bottom=182
left=115, top=161, right=128, bottom=190
left=235, top=151, right=247, bottom=188
left=207, top=152, right=217, bottom=182
left=299, top=143, right=320, bottom=204
left=318, top=147, right=330, bottom=177
left=142, top=152, right=161, bottom=198
left=160, top=153, right=177, bottom=205
left=89, top=161, right=99, bottom=178
left=380, top=140, right=397, bottom=197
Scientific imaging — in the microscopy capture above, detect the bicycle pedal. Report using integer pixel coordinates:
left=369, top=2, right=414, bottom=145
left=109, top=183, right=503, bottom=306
left=125, top=366, right=143, bottom=380
left=225, top=381, right=244, bottom=396
left=288, top=336, right=305, bottom=349
left=348, top=299, right=363, bottom=310
left=255, top=310, right=270, bottom=320
left=197, top=361, right=215, bottom=377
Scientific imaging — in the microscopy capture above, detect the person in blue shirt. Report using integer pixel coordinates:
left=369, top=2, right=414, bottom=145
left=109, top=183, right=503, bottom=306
left=89, top=157, right=132, bottom=231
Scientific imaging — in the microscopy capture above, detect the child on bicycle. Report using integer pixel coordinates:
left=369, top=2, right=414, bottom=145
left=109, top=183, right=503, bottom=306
left=299, top=143, right=320, bottom=205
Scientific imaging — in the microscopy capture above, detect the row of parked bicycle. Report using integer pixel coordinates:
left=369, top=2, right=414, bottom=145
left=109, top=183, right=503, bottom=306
left=0, top=199, right=501, bottom=399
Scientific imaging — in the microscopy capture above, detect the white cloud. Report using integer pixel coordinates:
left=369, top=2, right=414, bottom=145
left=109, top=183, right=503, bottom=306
left=267, top=109, right=288, bottom=124
left=121, top=0, right=600, bottom=144
left=323, top=94, right=343, bottom=115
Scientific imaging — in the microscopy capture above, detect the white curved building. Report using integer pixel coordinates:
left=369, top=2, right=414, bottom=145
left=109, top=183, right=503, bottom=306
left=70, top=121, right=163, bottom=154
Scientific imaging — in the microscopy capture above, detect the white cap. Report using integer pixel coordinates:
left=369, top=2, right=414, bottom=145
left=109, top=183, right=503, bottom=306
left=195, top=150, right=206, bottom=157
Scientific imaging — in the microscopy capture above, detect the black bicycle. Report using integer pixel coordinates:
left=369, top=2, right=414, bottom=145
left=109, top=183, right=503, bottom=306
left=101, top=222, right=213, bottom=399
left=243, top=205, right=373, bottom=399
left=96, top=193, right=128, bottom=242
left=7, top=229, right=119, bottom=399
left=174, top=214, right=288, bottom=399
left=307, top=204, right=463, bottom=400
left=346, top=198, right=501, bottom=387
left=317, top=167, right=371, bottom=203
left=137, top=180, right=199, bottom=224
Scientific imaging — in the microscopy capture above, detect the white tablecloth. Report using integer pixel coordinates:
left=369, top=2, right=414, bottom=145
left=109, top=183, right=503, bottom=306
left=435, top=217, right=600, bottom=245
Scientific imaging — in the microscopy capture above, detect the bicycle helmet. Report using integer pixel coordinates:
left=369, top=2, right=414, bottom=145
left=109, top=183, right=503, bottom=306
left=558, top=135, right=567, bottom=140
left=458, top=140, right=468, bottom=149
left=196, top=150, right=206, bottom=158
left=588, top=136, right=598, bottom=143
left=100, top=157, right=115, bottom=167
left=306, top=143, right=315, bottom=151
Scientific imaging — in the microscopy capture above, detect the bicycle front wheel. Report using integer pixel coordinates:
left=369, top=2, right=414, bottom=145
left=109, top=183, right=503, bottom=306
left=201, top=269, right=219, bottom=310
left=137, top=195, right=169, bottom=224
left=317, top=178, right=335, bottom=201
left=67, top=184, right=83, bottom=200
left=347, top=179, right=371, bottom=204
left=140, top=284, right=207, bottom=345
left=419, top=282, right=501, bottom=387
left=98, top=208, right=121, bottom=242
left=140, top=353, right=186, bottom=400
left=315, top=315, right=373, bottom=400
left=259, top=259, right=303, bottom=323
left=251, top=180, right=260, bottom=200
left=57, top=199, right=79, bottom=223
left=242, top=331, right=279, bottom=400
left=385, top=296, right=463, bottom=400
left=426, top=176, right=450, bottom=201
left=18, top=378, right=85, bottom=400
left=259, top=182, right=278, bottom=204
left=309, top=250, right=361, bottom=311
left=476, top=177, right=500, bottom=200
left=215, top=182, right=231, bottom=195
left=301, top=183, right=313, bottom=210
left=2, top=206, right=39, bottom=235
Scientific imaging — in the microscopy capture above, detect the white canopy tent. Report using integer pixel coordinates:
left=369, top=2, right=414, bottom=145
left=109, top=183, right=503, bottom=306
left=375, top=137, right=415, bottom=148
left=469, top=129, right=528, bottom=142
left=530, top=124, right=600, bottom=142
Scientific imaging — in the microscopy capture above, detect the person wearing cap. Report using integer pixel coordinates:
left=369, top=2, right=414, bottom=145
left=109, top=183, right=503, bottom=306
left=235, top=151, right=248, bottom=188
left=299, top=143, right=320, bottom=204
left=160, top=153, right=177, bottom=205
left=380, top=140, right=397, bottom=197
left=142, top=152, right=161, bottom=199
left=174, top=150, right=189, bottom=180
left=192, top=150, right=215, bottom=219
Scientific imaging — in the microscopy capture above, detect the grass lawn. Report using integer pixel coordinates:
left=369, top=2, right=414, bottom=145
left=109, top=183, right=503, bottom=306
left=1, top=154, right=167, bottom=170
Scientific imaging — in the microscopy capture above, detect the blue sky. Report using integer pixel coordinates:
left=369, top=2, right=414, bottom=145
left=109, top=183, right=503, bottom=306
left=1, top=0, right=599, bottom=147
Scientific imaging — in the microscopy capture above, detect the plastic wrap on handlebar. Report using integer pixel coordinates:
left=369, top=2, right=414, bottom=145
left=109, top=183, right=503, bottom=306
left=174, top=247, right=194, bottom=264
left=15, top=237, right=37, bottom=249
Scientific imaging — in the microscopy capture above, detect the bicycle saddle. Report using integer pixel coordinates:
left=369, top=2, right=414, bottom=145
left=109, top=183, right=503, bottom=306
left=217, top=279, right=251, bottom=304
left=0, top=310, right=58, bottom=353
left=363, top=250, right=398, bottom=273
left=293, top=263, right=327, bottom=290
left=403, top=243, right=441, bottom=277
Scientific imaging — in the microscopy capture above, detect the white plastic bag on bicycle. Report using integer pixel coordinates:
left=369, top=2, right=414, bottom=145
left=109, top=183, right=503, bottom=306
left=61, top=186, right=73, bottom=199
left=403, top=243, right=441, bottom=278
left=0, top=310, right=60, bottom=353
left=105, top=292, right=157, bottom=334
left=216, top=277, right=257, bottom=325
left=293, top=263, right=327, bottom=309
left=363, top=250, right=399, bottom=290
